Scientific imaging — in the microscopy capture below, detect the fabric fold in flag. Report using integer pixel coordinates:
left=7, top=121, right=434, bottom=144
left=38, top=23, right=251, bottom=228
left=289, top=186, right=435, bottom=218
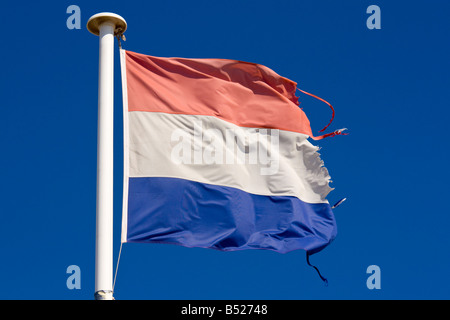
left=120, top=49, right=338, bottom=255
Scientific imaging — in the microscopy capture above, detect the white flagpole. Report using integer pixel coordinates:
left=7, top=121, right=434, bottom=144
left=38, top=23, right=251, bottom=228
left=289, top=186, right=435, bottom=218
left=87, top=12, right=126, bottom=300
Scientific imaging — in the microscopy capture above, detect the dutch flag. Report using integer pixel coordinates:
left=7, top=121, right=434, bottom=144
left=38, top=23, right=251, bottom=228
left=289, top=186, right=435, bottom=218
left=120, top=50, right=339, bottom=257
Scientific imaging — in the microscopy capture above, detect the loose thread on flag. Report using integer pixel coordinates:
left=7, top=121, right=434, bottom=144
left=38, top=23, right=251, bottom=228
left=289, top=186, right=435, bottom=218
left=332, top=197, right=347, bottom=209
left=306, top=251, right=329, bottom=286
left=296, top=88, right=349, bottom=140
left=312, top=128, right=348, bottom=140
left=297, top=88, right=335, bottom=133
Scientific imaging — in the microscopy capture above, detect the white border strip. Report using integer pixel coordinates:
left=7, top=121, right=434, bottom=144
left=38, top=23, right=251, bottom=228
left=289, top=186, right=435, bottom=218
left=120, top=49, right=129, bottom=243
left=127, top=111, right=333, bottom=204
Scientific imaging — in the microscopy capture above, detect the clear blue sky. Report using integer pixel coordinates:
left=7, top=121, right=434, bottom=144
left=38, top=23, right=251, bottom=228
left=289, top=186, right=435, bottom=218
left=1, top=0, right=449, bottom=300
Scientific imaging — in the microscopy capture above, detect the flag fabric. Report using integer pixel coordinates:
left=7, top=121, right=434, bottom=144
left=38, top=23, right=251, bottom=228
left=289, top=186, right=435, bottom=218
left=120, top=49, right=338, bottom=255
